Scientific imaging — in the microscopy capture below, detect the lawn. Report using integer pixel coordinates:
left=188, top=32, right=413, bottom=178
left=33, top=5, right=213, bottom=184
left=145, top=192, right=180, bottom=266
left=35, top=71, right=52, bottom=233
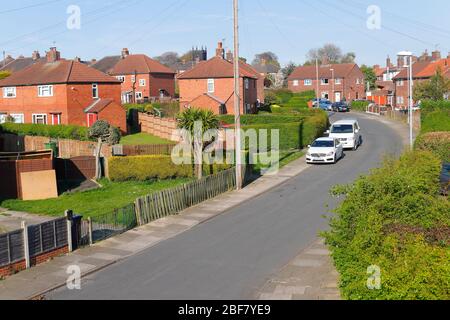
left=252, top=150, right=305, bottom=174
left=0, top=178, right=191, bottom=218
left=120, top=133, right=173, bottom=145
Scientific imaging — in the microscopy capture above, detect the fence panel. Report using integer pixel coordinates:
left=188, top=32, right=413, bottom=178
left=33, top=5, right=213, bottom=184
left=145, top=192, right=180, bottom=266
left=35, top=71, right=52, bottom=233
left=0, top=229, right=24, bottom=267
left=114, top=144, right=177, bottom=156
left=27, top=217, right=67, bottom=258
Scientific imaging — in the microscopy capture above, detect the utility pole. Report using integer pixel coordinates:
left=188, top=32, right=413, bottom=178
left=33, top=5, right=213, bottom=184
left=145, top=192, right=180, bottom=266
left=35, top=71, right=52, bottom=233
left=233, top=0, right=242, bottom=190
left=330, top=68, right=335, bottom=102
left=408, top=55, right=414, bottom=149
left=315, top=58, right=320, bottom=104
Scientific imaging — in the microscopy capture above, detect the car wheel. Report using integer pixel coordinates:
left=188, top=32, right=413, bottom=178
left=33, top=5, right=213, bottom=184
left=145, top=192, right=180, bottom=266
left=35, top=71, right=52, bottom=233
left=353, top=142, right=358, bottom=151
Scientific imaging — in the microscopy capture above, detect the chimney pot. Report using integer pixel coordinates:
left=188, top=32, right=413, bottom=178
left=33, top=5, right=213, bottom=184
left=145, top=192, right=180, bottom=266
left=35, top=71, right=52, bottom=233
left=432, top=50, right=441, bottom=61
left=215, top=42, right=225, bottom=58
left=32, top=50, right=40, bottom=61
left=121, top=48, right=130, bottom=59
left=226, top=50, right=233, bottom=62
left=46, top=47, right=60, bottom=63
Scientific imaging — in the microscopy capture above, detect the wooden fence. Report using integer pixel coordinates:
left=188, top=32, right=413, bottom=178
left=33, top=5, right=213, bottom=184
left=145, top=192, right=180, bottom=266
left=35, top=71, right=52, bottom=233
left=112, top=144, right=177, bottom=156
left=134, top=168, right=237, bottom=226
left=55, top=156, right=97, bottom=180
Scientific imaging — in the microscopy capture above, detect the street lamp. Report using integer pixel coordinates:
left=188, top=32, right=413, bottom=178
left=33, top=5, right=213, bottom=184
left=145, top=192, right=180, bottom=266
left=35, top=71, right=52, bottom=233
left=330, top=68, right=335, bottom=102
left=397, top=51, right=414, bottom=149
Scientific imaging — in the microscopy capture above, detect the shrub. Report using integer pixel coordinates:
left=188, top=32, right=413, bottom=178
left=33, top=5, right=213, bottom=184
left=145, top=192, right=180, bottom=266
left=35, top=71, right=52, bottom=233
left=350, top=100, right=371, bottom=111
left=218, top=114, right=308, bottom=125
left=419, top=100, right=450, bottom=134
left=108, top=155, right=193, bottom=181
left=415, top=132, right=450, bottom=162
left=0, top=123, right=91, bottom=141
left=323, top=151, right=450, bottom=300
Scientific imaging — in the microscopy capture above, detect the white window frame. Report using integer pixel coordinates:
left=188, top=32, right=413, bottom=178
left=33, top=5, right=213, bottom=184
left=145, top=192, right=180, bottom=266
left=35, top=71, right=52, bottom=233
left=38, top=85, right=53, bottom=97
left=321, top=78, right=329, bottom=85
left=207, top=78, right=215, bottom=93
left=292, top=80, right=299, bottom=86
left=116, top=76, right=125, bottom=82
left=139, top=79, right=146, bottom=87
left=244, top=78, right=249, bottom=90
left=356, top=78, right=361, bottom=85
left=303, top=79, right=312, bottom=86
left=397, top=96, right=404, bottom=104
left=92, top=83, right=99, bottom=99
left=0, top=113, right=6, bottom=123
left=135, top=92, right=143, bottom=100
left=321, top=92, right=329, bottom=99
left=3, top=87, right=16, bottom=98
left=397, top=79, right=404, bottom=87
left=131, top=75, right=136, bottom=83
left=10, top=113, right=24, bottom=124
left=335, top=78, right=342, bottom=84
left=32, top=113, right=48, bottom=124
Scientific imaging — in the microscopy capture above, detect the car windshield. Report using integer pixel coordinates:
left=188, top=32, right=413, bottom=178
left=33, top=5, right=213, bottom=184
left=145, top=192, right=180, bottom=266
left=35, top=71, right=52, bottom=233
left=311, top=140, right=334, bottom=148
left=331, top=124, right=354, bottom=133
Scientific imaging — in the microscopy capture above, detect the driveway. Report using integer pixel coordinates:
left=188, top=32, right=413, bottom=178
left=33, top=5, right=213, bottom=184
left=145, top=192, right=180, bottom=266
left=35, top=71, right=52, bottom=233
left=48, top=112, right=404, bottom=300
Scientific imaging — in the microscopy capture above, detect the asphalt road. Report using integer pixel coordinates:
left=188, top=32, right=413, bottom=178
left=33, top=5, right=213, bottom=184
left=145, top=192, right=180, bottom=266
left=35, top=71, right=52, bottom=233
left=49, top=112, right=404, bottom=300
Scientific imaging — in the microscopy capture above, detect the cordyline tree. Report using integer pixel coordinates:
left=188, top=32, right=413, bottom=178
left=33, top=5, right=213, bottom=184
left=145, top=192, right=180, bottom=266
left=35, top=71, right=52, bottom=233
left=414, top=68, right=450, bottom=101
left=89, top=120, right=121, bottom=180
left=176, top=108, right=219, bottom=180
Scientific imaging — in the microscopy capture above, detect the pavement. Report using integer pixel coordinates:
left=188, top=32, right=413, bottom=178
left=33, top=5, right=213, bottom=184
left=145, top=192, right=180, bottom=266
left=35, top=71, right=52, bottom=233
left=0, top=111, right=408, bottom=300
left=0, top=209, right=55, bottom=233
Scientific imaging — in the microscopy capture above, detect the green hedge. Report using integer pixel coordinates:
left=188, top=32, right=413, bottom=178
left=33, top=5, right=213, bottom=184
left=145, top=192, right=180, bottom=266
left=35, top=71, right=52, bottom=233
left=350, top=100, right=371, bottom=111
left=108, top=155, right=193, bottom=181
left=415, top=132, right=450, bottom=163
left=323, top=151, right=450, bottom=300
left=420, top=100, right=450, bottom=134
left=0, top=123, right=91, bottom=141
left=219, top=114, right=306, bottom=125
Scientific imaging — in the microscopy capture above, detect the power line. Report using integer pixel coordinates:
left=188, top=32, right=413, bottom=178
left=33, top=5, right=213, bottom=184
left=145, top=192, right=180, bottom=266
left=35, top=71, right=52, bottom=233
left=0, top=0, right=65, bottom=15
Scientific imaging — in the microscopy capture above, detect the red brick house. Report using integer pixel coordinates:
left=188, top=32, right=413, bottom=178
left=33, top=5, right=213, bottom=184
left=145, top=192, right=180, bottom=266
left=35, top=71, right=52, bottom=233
left=177, top=42, right=261, bottom=115
left=93, top=49, right=176, bottom=104
left=393, top=53, right=450, bottom=109
left=0, top=48, right=127, bottom=133
left=287, top=63, right=365, bottom=102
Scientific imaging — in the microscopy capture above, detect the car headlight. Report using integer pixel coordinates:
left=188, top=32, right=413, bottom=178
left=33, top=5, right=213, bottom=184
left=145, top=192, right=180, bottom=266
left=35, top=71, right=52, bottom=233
left=326, top=151, right=335, bottom=157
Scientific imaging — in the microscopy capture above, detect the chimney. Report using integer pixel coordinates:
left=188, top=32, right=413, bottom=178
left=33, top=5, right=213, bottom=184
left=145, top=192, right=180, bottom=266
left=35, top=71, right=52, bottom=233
left=121, top=48, right=130, bottom=59
left=215, top=42, right=225, bottom=58
left=397, top=55, right=405, bottom=67
left=386, top=56, right=391, bottom=68
left=226, top=50, right=233, bottom=62
left=46, top=47, right=60, bottom=63
left=32, top=50, right=41, bottom=61
left=90, top=59, right=97, bottom=65
left=432, top=50, right=441, bottom=61
left=74, top=57, right=81, bottom=62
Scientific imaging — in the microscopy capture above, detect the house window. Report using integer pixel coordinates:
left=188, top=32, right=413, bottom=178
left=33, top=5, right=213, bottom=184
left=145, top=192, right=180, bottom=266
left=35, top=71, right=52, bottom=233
left=321, top=78, right=329, bottom=85
left=356, top=78, right=361, bottom=85
left=397, top=96, right=404, bottom=104
left=0, top=113, right=6, bottom=123
left=3, top=87, right=16, bottom=98
left=32, top=114, right=47, bottom=124
left=397, top=80, right=404, bottom=86
left=51, top=113, right=61, bottom=125
left=244, top=78, right=249, bottom=90
left=38, top=85, right=53, bottom=97
left=131, top=75, right=136, bottom=83
left=335, top=78, right=342, bottom=84
left=303, top=79, right=312, bottom=86
left=116, top=76, right=125, bottom=82
left=321, top=92, right=329, bottom=99
left=92, top=83, right=99, bottom=99
left=135, top=92, right=143, bottom=100
left=207, top=79, right=215, bottom=93
left=10, top=113, right=24, bottom=123
left=139, top=79, right=146, bottom=87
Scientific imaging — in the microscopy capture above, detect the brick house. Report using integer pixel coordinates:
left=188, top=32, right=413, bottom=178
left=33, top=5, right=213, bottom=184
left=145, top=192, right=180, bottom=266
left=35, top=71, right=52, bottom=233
left=0, top=48, right=127, bottom=133
left=367, top=56, right=401, bottom=106
left=0, top=51, right=45, bottom=74
left=177, top=42, right=261, bottom=115
left=92, top=49, right=176, bottom=104
left=287, top=62, right=365, bottom=102
left=393, top=51, right=450, bottom=109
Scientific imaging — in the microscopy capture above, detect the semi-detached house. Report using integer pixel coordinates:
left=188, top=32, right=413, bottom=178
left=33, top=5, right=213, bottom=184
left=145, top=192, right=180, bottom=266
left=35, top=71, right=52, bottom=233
left=0, top=47, right=127, bottom=133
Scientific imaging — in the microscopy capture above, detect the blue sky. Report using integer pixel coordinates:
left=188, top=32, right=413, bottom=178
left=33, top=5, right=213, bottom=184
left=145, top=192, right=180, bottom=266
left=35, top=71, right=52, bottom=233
left=2, top=0, right=450, bottom=66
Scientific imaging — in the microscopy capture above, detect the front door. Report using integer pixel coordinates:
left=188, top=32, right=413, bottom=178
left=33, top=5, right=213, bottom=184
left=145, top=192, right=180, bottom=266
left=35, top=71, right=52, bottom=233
left=87, top=113, right=98, bottom=127
left=335, top=92, right=341, bottom=102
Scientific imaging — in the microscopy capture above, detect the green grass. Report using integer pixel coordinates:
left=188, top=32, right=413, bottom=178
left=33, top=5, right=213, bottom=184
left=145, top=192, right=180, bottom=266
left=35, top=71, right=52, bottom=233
left=0, top=178, right=191, bottom=218
left=120, top=133, right=173, bottom=145
left=252, top=150, right=305, bottom=174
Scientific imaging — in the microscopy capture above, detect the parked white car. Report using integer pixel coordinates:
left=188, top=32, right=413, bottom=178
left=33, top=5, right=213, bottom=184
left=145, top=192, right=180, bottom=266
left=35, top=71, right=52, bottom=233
left=326, top=119, right=362, bottom=150
left=306, top=137, right=344, bottom=164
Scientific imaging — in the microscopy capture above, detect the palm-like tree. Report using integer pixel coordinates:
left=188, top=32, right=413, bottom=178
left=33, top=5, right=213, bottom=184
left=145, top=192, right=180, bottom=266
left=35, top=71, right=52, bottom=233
left=176, top=108, right=220, bottom=179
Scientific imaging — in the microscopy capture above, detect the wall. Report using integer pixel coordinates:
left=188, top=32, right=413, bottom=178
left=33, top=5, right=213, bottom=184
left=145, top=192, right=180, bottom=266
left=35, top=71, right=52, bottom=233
left=139, top=112, right=180, bottom=141
left=149, top=73, right=176, bottom=97
left=97, top=100, right=127, bottom=134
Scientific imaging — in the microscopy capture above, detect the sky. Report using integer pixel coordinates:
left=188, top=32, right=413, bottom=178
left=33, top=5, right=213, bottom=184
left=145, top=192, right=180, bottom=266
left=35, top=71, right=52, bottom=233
left=2, top=0, right=450, bottom=67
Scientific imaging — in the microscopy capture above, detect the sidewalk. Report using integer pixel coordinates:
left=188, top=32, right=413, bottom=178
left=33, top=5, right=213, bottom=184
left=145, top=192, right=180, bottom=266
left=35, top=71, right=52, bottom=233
left=0, top=158, right=312, bottom=300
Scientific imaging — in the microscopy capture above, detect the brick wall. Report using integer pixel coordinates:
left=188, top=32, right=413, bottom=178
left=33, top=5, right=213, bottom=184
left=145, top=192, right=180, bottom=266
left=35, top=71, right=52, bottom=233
left=139, top=112, right=180, bottom=141
left=0, top=246, right=68, bottom=279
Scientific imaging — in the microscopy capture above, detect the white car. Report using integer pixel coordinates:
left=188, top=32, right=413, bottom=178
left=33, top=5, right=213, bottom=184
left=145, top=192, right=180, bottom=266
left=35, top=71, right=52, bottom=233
left=306, top=137, right=344, bottom=164
left=326, top=119, right=362, bottom=150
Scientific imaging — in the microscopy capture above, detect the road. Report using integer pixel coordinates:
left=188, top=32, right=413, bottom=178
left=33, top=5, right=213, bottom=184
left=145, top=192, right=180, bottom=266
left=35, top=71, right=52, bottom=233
left=49, top=112, right=404, bottom=300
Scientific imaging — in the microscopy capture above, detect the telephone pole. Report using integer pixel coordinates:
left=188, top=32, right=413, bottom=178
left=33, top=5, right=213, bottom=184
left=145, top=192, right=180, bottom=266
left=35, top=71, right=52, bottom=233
left=233, top=0, right=242, bottom=190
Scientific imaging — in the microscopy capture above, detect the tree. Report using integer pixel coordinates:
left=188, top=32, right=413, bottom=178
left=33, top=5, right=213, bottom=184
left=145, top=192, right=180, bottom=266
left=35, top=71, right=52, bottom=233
left=414, top=68, right=450, bottom=101
left=360, top=65, right=377, bottom=90
left=176, top=108, right=219, bottom=180
left=89, top=120, right=121, bottom=180
left=252, top=52, right=281, bottom=69
left=154, top=52, right=180, bottom=67
left=0, top=71, right=11, bottom=80
left=281, top=62, right=297, bottom=87
left=305, top=43, right=356, bottom=65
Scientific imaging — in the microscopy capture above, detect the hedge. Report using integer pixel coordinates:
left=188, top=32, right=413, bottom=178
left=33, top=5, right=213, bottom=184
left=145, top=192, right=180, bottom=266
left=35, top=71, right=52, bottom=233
left=0, top=123, right=91, bottom=141
left=350, top=100, right=371, bottom=111
left=323, top=151, right=450, bottom=300
left=108, top=155, right=193, bottom=181
left=419, top=100, right=450, bottom=134
left=415, top=131, right=450, bottom=163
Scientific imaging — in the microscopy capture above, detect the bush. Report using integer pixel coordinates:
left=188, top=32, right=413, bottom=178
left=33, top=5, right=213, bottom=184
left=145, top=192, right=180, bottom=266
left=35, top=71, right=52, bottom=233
left=0, top=123, right=91, bottom=141
left=415, top=132, right=450, bottom=162
left=323, top=151, right=450, bottom=300
left=350, top=100, right=371, bottom=111
left=218, top=113, right=310, bottom=125
left=108, top=155, right=193, bottom=181
left=420, top=100, right=450, bottom=134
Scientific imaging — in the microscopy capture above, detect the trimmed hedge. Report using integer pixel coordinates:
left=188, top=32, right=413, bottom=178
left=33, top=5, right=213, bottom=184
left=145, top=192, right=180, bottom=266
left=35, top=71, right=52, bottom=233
left=415, top=131, right=450, bottom=163
left=323, top=151, right=450, bottom=300
left=0, top=123, right=91, bottom=141
left=420, top=100, right=450, bottom=134
left=350, top=100, right=371, bottom=111
left=108, top=155, right=193, bottom=181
